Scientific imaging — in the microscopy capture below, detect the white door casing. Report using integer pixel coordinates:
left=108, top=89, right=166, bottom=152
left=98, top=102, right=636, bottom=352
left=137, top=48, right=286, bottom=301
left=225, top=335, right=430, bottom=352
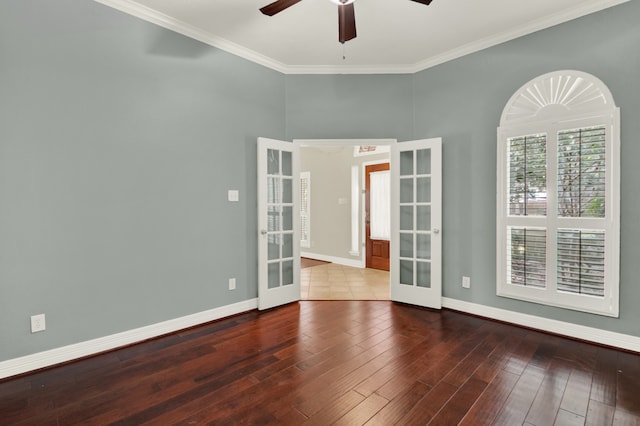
left=257, top=137, right=300, bottom=310
left=390, top=138, right=442, bottom=309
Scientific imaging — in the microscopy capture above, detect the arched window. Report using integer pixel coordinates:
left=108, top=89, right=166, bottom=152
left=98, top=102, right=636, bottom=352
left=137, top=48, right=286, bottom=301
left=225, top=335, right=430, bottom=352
left=497, top=70, right=620, bottom=317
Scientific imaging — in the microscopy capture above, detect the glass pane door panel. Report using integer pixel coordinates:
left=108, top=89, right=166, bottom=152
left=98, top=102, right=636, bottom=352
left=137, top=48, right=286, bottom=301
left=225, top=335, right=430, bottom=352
left=400, top=206, right=413, bottom=230
left=400, top=178, right=413, bottom=203
left=400, top=260, right=413, bottom=285
left=417, top=177, right=431, bottom=203
left=258, top=137, right=300, bottom=311
left=417, top=149, right=431, bottom=174
left=416, top=205, right=431, bottom=231
left=417, top=234, right=431, bottom=259
left=391, top=138, right=440, bottom=309
left=400, top=151, right=414, bottom=176
left=282, top=206, right=293, bottom=231
left=268, top=263, right=280, bottom=288
left=282, top=151, right=292, bottom=176
left=282, top=233, right=293, bottom=258
left=268, top=177, right=281, bottom=203
left=282, top=178, right=292, bottom=203
left=400, top=233, right=413, bottom=258
left=268, top=149, right=280, bottom=175
left=268, top=234, right=280, bottom=260
left=416, top=261, right=431, bottom=288
left=282, top=260, right=294, bottom=285
left=267, top=206, right=280, bottom=232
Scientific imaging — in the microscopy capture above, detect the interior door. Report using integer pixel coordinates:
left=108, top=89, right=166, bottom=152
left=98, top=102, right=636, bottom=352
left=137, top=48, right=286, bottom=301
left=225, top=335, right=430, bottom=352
left=390, top=138, right=442, bottom=309
left=257, top=137, right=300, bottom=310
left=366, top=163, right=390, bottom=271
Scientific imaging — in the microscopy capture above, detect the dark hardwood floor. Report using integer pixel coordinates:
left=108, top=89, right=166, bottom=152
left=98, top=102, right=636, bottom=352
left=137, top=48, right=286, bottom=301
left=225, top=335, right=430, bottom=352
left=1, top=301, right=639, bottom=425
left=301, top=257, right=331, bottom=269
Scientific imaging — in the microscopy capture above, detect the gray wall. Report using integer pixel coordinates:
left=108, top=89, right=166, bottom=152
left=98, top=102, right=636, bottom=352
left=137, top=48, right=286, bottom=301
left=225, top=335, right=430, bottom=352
left=2, top=0, right=639, bottom=363
left=299, top=146, right=389, bottom=260
left=285, top=74, right=414, bottom=142
left=0, top=0, right=285, bottom=361
left=411, top=1, right=640, bottom=336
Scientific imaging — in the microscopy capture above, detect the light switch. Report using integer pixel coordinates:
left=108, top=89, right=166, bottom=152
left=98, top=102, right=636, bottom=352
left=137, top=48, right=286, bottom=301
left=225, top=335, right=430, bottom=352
left=228, top=190, right=239, bottom=202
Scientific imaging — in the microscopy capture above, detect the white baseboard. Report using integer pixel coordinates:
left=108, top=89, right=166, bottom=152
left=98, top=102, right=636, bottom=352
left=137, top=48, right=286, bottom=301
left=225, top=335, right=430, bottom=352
left=301, top=252, right=364, bottom=268
left=442, top=297, right=640, bottom=353
left=0, top=298, right=258, bottom=380
left=4, top=296, right=636, bottom=380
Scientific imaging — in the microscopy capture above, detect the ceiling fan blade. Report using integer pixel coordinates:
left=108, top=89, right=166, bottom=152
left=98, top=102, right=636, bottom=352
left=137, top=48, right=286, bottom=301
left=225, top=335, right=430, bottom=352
left=410, top=0, right=434, bottom=5
left=260, top=0, right=303, bottom=16
left=338, top=3, right=356, bottom=44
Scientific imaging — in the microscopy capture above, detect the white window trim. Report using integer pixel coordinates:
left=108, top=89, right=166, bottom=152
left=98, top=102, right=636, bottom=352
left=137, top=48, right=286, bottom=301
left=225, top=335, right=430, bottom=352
left=496, top=70, right=620, bottom=317
left=369, top=169, right=391, bottom=241
left=349, top=165, right=360, bottom=255
left=361, top=159, right=392, bottom=253
left=300, top=171, right=311, bottom=249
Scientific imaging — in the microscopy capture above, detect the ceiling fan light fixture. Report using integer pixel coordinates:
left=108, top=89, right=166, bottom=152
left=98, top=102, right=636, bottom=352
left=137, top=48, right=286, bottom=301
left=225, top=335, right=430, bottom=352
left=260, top=0, right=433, bottom=44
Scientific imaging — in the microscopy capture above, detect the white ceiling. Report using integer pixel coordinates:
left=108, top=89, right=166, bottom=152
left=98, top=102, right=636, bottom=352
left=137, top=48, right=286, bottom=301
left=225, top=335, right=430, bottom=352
left=97, top=0, right=629, bottom=74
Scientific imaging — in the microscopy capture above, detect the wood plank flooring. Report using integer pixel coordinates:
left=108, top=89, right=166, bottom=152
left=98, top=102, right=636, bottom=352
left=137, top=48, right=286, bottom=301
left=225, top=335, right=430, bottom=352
left=1, top=301, right=639, bottom=425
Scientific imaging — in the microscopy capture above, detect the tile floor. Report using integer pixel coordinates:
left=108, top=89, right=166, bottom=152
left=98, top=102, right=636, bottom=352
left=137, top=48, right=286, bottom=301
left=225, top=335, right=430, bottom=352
left=300, top=263, right=390, bottom=300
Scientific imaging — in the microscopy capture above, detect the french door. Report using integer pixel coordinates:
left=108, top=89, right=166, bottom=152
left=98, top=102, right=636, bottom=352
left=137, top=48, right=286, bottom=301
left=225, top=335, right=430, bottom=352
left=390, top=138, right=442, bottom=309
left=258, top=137, right=441, bottom=310
left=257, top=137, right=300, bottom=310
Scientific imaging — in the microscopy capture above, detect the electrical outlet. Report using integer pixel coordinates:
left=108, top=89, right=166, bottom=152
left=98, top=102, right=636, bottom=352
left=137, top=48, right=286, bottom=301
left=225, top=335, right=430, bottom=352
left=31, top=314, right=46, bottom=333
left=228, top=278, right=236, bottom=290
left=462, top=276, right=471, bottom=289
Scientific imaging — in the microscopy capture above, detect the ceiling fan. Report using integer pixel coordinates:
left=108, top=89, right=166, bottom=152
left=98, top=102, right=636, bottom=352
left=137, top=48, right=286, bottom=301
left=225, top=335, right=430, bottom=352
left=260, top=0, right=435, bottom=44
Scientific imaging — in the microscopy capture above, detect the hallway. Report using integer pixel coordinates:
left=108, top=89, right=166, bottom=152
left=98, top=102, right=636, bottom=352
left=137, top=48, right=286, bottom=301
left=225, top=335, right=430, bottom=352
left=301, top=262, right=390, bottom=300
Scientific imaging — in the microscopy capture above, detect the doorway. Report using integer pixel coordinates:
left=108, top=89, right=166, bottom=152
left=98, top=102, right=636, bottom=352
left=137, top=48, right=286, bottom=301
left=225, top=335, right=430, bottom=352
left=258, top=137, right=442, bottom=310
left=297, top=140, right=394, bottom=300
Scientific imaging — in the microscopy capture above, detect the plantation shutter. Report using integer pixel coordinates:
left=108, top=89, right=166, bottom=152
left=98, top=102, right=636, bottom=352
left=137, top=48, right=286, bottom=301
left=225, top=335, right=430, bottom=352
left=508, top=134, right=547, bottom=216
left=508, top=227, right=546, bottom=288
left=506, top=134, right=547, bottom=288
left=506, top=126, right=609, bottom=296
left=555, top=125, right=607, bottom=296
left=557, top=230, right=605, bottom=296
left=557, top=127, right=606, bottom=218
left=497, top=70, right=619, bottom=317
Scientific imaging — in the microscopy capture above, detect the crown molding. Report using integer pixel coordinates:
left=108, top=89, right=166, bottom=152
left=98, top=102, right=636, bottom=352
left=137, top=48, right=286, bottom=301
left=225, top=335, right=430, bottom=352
left=284, top=64, right=417, bottom=75
left=94, top=0, right=630, bottom=75
left=92, top=0, right=289, bottom=73
left=408, top=0, right=632, bottom=73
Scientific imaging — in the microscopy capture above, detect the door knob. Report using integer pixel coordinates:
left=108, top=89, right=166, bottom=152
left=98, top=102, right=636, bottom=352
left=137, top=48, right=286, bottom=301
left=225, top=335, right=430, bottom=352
left=260, top=229, right=268, bottom=235
left=433, top=228, right=440, bottom=234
